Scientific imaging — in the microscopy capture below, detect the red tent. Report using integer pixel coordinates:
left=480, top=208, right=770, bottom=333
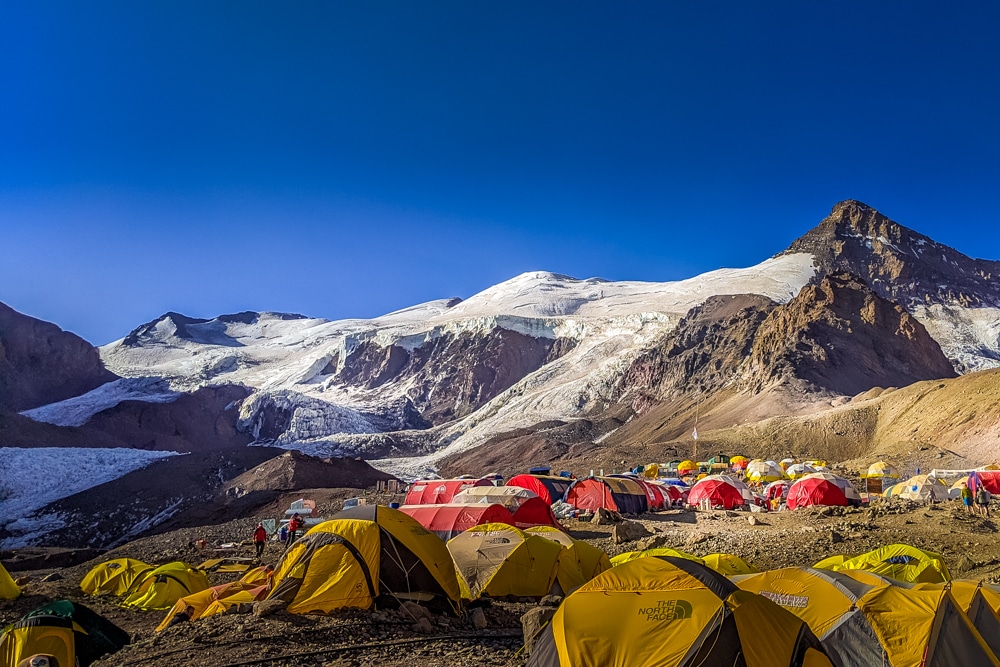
left=399, top=503, right=514, bottom=540
left=565, top=477, right=648, bottom=514
left=686, top=476, right=751, bottom=510
left=655, top=483, right=685, bottom=506
left=786, top=477, right=848, bottom=510
left=404, top=478, right=494, bottom=505
left=969, top=472, right=1000, bottom=495
left=506, top=474, right=574, bottom=504
left=622, top=477, right=669, bottom=510
left=510, top=497, right=562, bottom=530
left=764, top=480, right=790, bottom=502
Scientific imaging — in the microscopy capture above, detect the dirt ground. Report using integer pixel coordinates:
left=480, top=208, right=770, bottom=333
left=4, top=488, right=1000, bottom=667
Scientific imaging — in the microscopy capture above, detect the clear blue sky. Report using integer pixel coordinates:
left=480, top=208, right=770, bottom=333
left=3, top=1, right=999, bottom=344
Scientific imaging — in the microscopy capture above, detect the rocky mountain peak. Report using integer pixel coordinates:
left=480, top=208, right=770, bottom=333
left=783, top=200, right=1000, bottom=310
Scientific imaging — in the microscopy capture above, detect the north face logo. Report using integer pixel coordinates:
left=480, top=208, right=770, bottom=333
left=638, top=599, right=693, bottom=621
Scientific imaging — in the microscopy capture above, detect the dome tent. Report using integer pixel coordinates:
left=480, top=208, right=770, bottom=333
left=786, top=477, right=850, bottom=510
left=686, top=474, right=754, bottom=510
left=736, top=567, right=998, bottom=667
left=506, top=474, right=574, bottom=505
left=525, top=526, right=611, bottom=594
left=1, top=561, right=20, bottom=600
left=0, top=600, right=130, bottom=667
left=404, top=478, right=494, bottom=505
left=565, top=476, right=648, bottom=514
left=813, top=543, right=951, bottom=584
left=80, top=558, right=154, bottom=597
left=527, top=556, right=834, bottom=667
left=746, top=460, right=786, bottom=483
left=267, top=505, right=461, bottom=614
left=448, top=523, right=564, bottom=599
left=400, top=503, right=515, bottom=541
left=122, top=562, right=210, bottom=610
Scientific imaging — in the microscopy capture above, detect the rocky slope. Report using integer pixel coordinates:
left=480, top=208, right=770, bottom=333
left=0, top=301, right=116, bottom=411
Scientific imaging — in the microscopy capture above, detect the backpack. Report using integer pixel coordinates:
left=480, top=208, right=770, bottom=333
left=977, top=487, right=990, bottom=503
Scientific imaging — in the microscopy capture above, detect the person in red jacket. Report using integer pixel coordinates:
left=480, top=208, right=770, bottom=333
left=285, top=514, right=303, bottom=549
left=252, top=522, right=268, bottom=559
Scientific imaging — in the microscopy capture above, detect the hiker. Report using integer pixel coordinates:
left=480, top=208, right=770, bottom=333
left=252, top=522, right=267, bottom=559
left=976, top=485, right=992, bottom=518
left=961, top=482, right=973, bottom=513
left=165, top=605, right=195, bottom=629
left=286, top=513, right=303, bottom=548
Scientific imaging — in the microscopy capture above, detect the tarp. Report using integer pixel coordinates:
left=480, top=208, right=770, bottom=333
left=565, top=477, right=647, bottom=514
left=399, top=503, right=515, bottom=541
left=969, top=471, right=1000, bottom=495
left=156, top=582, right=266, bottom=631
left=448, top=523, right=563, bottom=599
left=687, top=474, right=753, bottom=510
left=0, top=600, right=130, bottom=667
left=80, top=558, right=154, bottom=597
left=404, top=478, right=494, bottom=505
left=506, top=474, right=574, bottom=504
left=527, top=556, right=834, bottom=667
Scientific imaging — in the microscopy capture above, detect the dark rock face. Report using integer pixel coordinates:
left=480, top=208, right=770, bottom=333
left=0, top=301, right=117, bottom=411
left=617, top=294, right=776, bottom=406
left=742, top=272, right=958, bottom=396
left=338, top=330, right=576, bottom=424
left=784, top=200, right=1000, bottom=309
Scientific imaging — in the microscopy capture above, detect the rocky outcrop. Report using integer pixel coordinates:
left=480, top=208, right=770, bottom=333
left=0, top=301, right=116, bottom=411
left=784, top=200, right=1000, bottom=310
left=741, top=272, right=958, bottom=396
left=338, top=330, right=576, bottom=424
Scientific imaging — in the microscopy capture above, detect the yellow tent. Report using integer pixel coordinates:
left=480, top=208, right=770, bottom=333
left=0, top=600, right=131, bottom=667
left=702, top=553, right=759, bottom=577
left=676, top=460, right=698, bottom=475
left=525, top=526, right=611, bottom=594
left=736, top=567, right=999, bottom=667
left=942, top=580, right=1000, bottom=657
left=122, top=562, right=210, bottom=610
left=527, top=556, right=834, bottom=667
left=746, top=460, right=786, bottom=483
left=1, top=561, right=20, bottom=600
left=610, top=547, right=703, bottom=567
left=863, top=461, right=900, bottom=479
left=156, top=582, right=265, bottom=631
left=80, top=558, right=154, bottom=597
left=448, top=523, right=564, bottom=600
left=267, top=505, right=461, bottom=614
left=814, top=543, right=951, bottom=583
left=238, top=565, right=274, bottom=587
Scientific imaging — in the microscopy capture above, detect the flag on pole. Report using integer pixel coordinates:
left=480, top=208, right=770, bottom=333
left=692, top=427, right=698, bottom=440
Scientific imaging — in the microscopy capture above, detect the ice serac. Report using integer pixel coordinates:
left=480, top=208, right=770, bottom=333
left=783, top=200, right=1000, bottom=372
left=0, top=301, right=117, bottom=411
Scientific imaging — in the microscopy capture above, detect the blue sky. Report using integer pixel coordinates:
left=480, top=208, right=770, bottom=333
left=3, top=2, right=999, bottom=344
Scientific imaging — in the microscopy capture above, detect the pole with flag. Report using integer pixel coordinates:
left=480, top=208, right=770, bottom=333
left=692, top=394, right=699, bottom=460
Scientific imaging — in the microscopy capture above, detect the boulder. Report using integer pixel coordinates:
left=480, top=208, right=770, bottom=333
left=253, top=599, right=286, bottom=617
left=540, top=594, right=562, bottom=608
left=521, top=607, right=557, bottom=655
left=399, top=601, right=433, bottom=622
left=471, top=607, right=488, bottom=630
left=412, top=617, right=434, bottom=634
left=591, top=508, right=622, bottom=525
left=612, top=519, right=651, bottom=544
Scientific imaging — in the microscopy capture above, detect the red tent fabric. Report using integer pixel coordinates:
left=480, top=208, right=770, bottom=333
left=686, top=477, right=749, bottom=510
left=655, top=483, right=685, bottom=505
left=510, top=497, right=562, bottom=530
left=765, top=480, right=790, bottom=502
left=786, top=477, right=848, bottom=510
left=505, top=474, right=574, bottom=504
left=404, top=478, right=494, bottom=505
left=970, top=472, right=1000, bottom=495
left=631, top=478, right=668, bottom=510
left=565, top=477, right=648, bottom=514
left=398, top=503, right=515, bottom=540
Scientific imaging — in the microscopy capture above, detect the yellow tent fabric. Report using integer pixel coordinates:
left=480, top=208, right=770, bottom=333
left=702, top=553, right=758, bottom=576
left=122, top=562, right=210, bottom=610
left=1, top=561, right=20, bottom=600
left=676, top=460, right=698, bottom=474
left=747, top=460, right=786, bottom=483
left=610, top=547, right=703, bottom=567
left=80, top=558, right=153, bottom=597
left=527, top=556, right=834, bottom=667
left=888, top=474, right=949, bottom=502
left=0, top=622, right=76, bottom=667
left=155, top=582, right=263, bottom=631
left=863, top=461, right=900, bottom=479
left=736, top=566, right=999, bottom=667
left=448, top=523, right=563, bottom=599
left=268, top=507, right=461, bottom=614
left=239, top=565, right=274, bottom=587
left=813, top=554, right=847, bottom=571
left=819, top=543, right=951, bottom=583
left=525, top=526, right=611, bottom=594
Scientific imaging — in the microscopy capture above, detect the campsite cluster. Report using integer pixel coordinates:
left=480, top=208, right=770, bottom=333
left=4, top=458, right=1000, bottom=666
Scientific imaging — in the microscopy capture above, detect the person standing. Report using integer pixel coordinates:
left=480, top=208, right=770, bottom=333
left=961, top=482, right=974, bottom=514
left=252, top=522, right=267, bottom=559
left=976, top=484, right=992, bottom=518
left=285, top=513, right=303, bottom=549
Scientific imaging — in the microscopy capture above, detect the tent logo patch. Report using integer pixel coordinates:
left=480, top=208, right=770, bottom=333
left=759, top=591, right=809, bottom=608
left=639, top=599, right=693, bottom=621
